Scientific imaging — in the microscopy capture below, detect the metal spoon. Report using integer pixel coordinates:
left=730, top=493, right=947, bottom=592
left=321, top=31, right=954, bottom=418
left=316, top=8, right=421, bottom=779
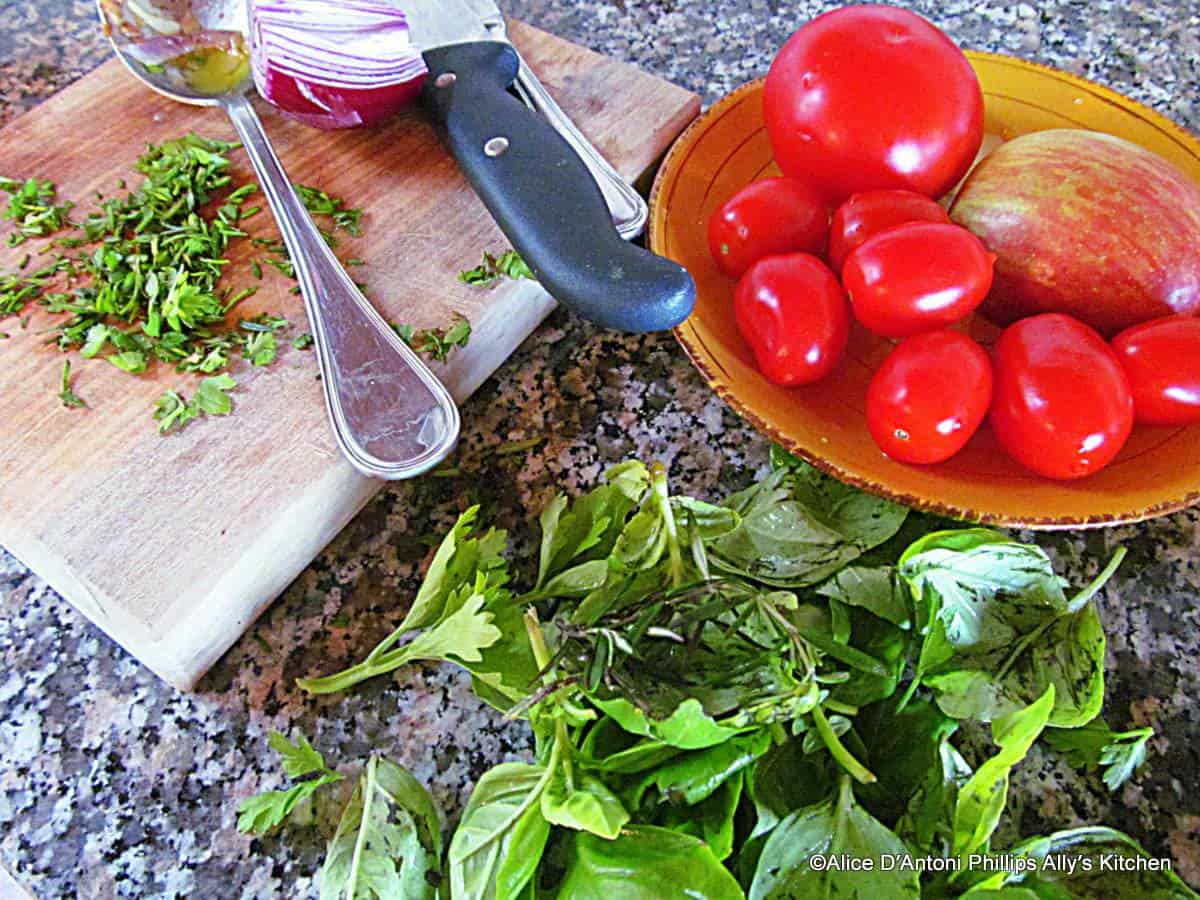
left=96, top=0, right=460, bottom=480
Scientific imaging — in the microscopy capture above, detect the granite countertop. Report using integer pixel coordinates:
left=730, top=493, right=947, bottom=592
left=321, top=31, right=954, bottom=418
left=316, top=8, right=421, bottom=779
left=2, top=1, right=1199, bottom=897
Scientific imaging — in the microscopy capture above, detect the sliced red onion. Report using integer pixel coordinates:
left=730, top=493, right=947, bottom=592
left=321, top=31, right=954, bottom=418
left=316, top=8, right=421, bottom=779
left=250, top=0, right=427, bottom=130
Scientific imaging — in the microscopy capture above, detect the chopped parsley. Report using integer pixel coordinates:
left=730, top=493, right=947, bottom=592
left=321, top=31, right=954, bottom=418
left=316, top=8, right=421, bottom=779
left=392, top=315, right=471, bottom=362
left=458, top=248, right=534, bottom=286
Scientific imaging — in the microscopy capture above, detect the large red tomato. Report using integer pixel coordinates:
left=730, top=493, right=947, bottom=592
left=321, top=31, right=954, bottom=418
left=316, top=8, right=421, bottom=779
left=708, top=177, right=830, bottom=279
left=1111, top=315, right=1200, bottom=425
left=842, top=222, right=995, bottom=339
left=867, top=331, right=993, bottom=465
left=991, top=314, right=1133, bottom=480
left=734, top=253, right=849, bottom=386
left=763, top=5, right=984, bottom=203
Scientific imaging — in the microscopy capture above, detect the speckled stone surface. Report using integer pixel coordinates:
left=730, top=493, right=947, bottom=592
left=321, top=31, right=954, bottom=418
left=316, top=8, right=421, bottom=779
left=2, top=1, right=1199, bottom=897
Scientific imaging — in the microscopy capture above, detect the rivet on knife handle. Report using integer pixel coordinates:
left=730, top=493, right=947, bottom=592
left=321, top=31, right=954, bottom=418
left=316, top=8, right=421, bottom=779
left=422, top=42, right=695, bottom=334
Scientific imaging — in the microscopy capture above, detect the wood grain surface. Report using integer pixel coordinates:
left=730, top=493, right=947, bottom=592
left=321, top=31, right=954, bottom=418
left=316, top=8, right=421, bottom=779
left=0, top=21, right=700, bottom=689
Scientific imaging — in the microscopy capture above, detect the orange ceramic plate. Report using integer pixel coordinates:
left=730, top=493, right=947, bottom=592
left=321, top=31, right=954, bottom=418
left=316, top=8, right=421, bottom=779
left=650, top=52, right=1200, bottom=529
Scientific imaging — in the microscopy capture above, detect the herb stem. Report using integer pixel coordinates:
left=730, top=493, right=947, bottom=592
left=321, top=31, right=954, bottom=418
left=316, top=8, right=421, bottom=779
left=813, top=704, right=876, bottom=785
left=651, top=462, right=685, bottom=588
left=346, top=757, right=377, bottom=900
left=556, top=718, right=576, bottom=792
left=823, top=699, right=860, bottom=716
left=1067, top=547, right=1127, bottom=614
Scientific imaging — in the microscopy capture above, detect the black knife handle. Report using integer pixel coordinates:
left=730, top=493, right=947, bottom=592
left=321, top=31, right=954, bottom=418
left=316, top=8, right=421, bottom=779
left=423, top=42, right=695, bottom=333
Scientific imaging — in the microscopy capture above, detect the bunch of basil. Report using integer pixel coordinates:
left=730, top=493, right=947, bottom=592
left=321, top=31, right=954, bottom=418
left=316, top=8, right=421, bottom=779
left=241, top=450, right=1195, bottom=899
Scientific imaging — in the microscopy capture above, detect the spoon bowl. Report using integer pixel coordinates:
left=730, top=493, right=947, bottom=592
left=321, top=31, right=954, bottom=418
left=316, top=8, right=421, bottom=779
left=96, top=0, right=462, bottom=480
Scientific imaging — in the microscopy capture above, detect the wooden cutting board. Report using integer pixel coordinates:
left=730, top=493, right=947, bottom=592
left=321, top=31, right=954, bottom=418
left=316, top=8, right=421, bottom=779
left=0, top=22, right=699, bottom=690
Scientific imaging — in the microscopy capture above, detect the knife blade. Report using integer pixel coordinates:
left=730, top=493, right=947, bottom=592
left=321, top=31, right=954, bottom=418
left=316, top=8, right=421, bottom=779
left=402, top=0, right=694, bottom=333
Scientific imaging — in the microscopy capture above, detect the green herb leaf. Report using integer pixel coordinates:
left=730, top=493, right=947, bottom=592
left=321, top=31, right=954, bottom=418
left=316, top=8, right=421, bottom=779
left=558, top=825, right=744, bottom=900
left=1043, top=718, right=1154, bottom=791
left=709, top=465, right=908, bottom=587
left=107, top=350, right=148, bottom=374
left=630, top=729, right=771, bottom=808
left=952, top=685, right=1056, bottom=859
left=458, top=249, right=535, bottom=286
left=448, top=763, right=552, bottom=900
left=267, top=731, right=329, bottom=779
left=236, top=773, right=343, bottom=836
left=241, top=330, right=277, bottom=366
left=58, top=360, right=86, bottom=408
left=319, top=757, right=442, bottom=900
left=749, top=778, right=921, bottom=900
left=541, top=773, right=630, bottom=839
left=193, top=373, right=237, bottom=415
left=236, top=730, right=344, bottom=836
left=154, top=390, right=194, bottom=434
left=985, top=826, right=1200, bottom=898
left=816, top=565, right=911, bottom=629
left=900, top=532, right=1120, bottom=727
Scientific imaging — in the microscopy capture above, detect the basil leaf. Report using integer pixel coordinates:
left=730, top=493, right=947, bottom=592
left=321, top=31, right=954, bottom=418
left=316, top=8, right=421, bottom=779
left=996, top=826, right=1199, bottom=898
left=658, top=772, right=745, bottom=861
left=613, top=506, right=668, bottom=572
left=901, top=532, right=1117, bottom=727
left=557, top=825, right=744, bottom=900
left=710, top=466, right=907, bottom=588
left=671, top=497, right=741, bottom=540
left=449, top=763, right=552, bottom=900
left=897, top=738, right=973, bottom=855
left=541, top=773, right=630, bottom=839
left=542, top=559, right=611, bottom=598
left=320, top=757, right=441, bottom=900
left=630, top=729, right=771, bottom=808
left=817, top=565, right=911, bottom=629
left=593, top=697, right=751, bottom=751
left=578, top=717, right=681, bottom=775
left=853, top=696, right=958, bottom=827
left=749, top=779, right=920, bottom=900
left=745, top=738, right=834, bottom=842
left=952, top=685, right=1056, bottom=859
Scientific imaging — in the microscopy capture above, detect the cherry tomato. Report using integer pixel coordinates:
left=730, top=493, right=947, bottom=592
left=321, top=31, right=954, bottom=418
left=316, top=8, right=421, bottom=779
left=866, top=331, right=993, bottom=464
left=734, top=253, right=849, bottom=386
left=708, top=177, right=830, bottom=279
left=828, top=190, right=951, bottom=274
left=1111, top=315, right=1200, bottom=425
left=842, top=222, right=995, bottom=339
left=763, top=5, right=984, bottom=203
left=991, top=314, right=1133, bottom=480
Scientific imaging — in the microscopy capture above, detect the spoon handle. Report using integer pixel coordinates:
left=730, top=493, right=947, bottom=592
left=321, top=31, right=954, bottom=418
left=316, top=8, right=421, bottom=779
left=222, top=94, right=460, bottom=480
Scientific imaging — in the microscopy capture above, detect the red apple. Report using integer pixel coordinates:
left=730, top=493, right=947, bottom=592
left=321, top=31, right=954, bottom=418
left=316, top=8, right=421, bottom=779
left=950, top=129, right=1200, bottom=337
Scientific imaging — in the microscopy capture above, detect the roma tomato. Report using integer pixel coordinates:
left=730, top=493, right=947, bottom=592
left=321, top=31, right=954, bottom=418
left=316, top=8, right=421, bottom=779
left=991, top=314, right=1133, bottom=480
left=763, top=5, right=984, bottom=203
left=867, top=331, right=992, bottom=465
left=734, top=253, right=849, bottom=386
left=842, top=222, right=995, bottom=339
left=708, top=177, right=830, bottom=279
left=1112, top=315, right=1200, bottom=425
left=828, top=190, right=951, bottom=274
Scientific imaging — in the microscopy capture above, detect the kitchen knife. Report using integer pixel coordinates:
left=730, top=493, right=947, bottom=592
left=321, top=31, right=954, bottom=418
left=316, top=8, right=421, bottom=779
left=405, top=0, right=695, bottom=333
left=461, top=0, right=650, bottom=240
